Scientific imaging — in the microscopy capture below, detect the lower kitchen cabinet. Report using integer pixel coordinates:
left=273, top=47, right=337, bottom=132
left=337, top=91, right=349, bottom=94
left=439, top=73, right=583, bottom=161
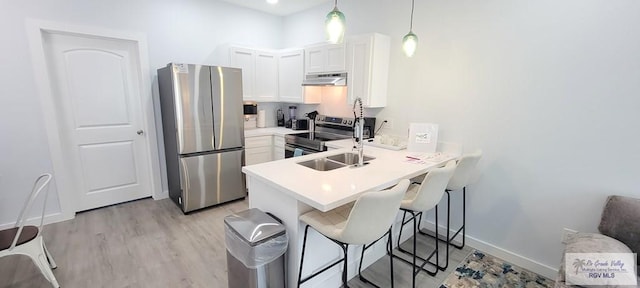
left=245, top=134, right=286, bottom=165
left=273, top=135, right=285, bottom=160
left=245, top=136, right=273, bottom=165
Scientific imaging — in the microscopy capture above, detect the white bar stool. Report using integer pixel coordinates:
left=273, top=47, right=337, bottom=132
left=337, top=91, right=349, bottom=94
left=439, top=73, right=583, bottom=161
left=414, top=150, right=482, bottom=266
left=297, top=179, right=410, bottom=288
left=392, top=161, right=457, bottom=288
left=443, top=149, right=482, bottom=249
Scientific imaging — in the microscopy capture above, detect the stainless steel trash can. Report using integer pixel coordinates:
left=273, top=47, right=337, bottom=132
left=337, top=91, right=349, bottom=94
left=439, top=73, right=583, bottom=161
left=225, top=208, right=288, bottom=288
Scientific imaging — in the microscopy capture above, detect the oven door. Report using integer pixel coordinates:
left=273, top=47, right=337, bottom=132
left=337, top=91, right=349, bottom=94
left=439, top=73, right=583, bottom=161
left=284, top=144, right=319, bottom=158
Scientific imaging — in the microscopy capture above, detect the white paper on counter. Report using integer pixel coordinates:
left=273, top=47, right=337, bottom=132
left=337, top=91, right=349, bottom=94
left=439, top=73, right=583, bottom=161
left=407, top=123, right=439, bottom=153
left=404, top=152, right=454, bottom=164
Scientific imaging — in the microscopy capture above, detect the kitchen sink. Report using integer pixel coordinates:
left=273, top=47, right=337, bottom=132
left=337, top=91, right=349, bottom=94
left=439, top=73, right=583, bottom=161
left=326, top=153, right=375, bottom=165
left=297, top=158, right=345, bottom=171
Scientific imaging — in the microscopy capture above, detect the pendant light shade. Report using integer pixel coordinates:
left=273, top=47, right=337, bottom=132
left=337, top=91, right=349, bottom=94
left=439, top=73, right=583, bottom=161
left=402, top=32, right=418, bottom=57
left=326, top=0, right=345, bottom=44
left=402, top=0, right=418, bottom=57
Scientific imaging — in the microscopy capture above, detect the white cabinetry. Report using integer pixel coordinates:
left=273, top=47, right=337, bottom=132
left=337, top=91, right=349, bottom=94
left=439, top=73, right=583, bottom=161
left=273, top=135, right=285, bottom=160
left=279, top=49, right=321, bottom=104
left=305, top=43, right=346, bottom=74
left=230, top=47, right=255, bottom=100
left=255, top=52, right=278, bottom=101
left=278, top=49, right=304, bottom=103
left=245, top=136, right=273, bottom=165
left=230, top=47, right=278, bottom=102
left=346, top=33, right=390, bottom=108
left=245, top=134, right=286, bottom=164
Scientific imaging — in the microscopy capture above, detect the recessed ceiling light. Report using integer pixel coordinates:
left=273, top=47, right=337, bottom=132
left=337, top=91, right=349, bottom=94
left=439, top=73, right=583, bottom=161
left=266, top=0, right=278, bottom=4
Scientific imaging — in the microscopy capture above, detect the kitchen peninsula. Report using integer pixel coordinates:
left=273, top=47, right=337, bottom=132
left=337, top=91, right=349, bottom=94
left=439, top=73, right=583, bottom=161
left=242, top=140, right=458, bottom=287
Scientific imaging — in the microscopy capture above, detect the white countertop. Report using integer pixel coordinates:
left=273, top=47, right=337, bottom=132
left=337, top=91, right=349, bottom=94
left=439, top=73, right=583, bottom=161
left=242, top=139, right=458, bottom=212
left=244, top=127, right=307, bottom=137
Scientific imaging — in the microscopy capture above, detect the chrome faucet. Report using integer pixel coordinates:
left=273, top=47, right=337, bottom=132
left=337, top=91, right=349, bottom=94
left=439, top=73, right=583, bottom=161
left=352, top=97, right=365, bottom=167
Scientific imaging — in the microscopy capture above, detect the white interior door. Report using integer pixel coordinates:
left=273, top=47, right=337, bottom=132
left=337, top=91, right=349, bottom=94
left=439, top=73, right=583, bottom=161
left=42, top=32, right=151, bottom=211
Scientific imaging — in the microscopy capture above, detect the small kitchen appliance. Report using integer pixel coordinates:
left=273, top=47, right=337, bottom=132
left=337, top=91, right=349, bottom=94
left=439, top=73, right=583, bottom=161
left=285, top=105, right=297, bottom=128
left=243, top=103, right=258, bottom=129
left=243, top=103, right=257, bottom=115
left=306, top=111, right=319, bottom=133
left=291, top=119, right=309, bottom=130
left=276, top=109, right=285, bottom=127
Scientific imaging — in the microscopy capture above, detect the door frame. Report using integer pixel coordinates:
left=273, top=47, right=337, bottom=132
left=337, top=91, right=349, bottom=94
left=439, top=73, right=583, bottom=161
left=26, top=19, right=164, bottom=222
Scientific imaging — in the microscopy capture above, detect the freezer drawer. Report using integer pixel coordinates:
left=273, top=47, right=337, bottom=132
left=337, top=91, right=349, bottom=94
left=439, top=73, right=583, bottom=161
left=178, top=149, right=246, bottom=212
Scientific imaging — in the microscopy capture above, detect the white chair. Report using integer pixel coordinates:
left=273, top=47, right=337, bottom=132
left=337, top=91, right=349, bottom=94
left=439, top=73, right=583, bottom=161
left=393, top=161, right=457, bottom=288
left=297, top=179, right=410, bottom=288
left=0, top=173, right=59, bottom=288
left=443, top=149, right=482, bottom=249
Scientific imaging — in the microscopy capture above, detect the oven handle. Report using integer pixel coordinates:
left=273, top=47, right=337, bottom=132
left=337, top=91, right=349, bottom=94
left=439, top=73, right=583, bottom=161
left=284, top=144, right=316, bottom=155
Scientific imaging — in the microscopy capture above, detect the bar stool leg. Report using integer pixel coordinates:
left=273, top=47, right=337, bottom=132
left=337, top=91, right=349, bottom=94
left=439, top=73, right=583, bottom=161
left=297, top=225, right=311, bottom=288
left=416, top=193, right=452, bottom=270
left=298, top=228, right=352, bottom=287
left=392, top=210, right=438, bottom=282
left=449, top=187, right=466, bottom=249
left=358, top=229, right=394, bottom=288
left=388, top=230, right=395, bottom=288
left=341, top=245, right=348, bottom=287
left=397, top=211, right=408, bottom=249
left=412, top=212, right=417, bottom=288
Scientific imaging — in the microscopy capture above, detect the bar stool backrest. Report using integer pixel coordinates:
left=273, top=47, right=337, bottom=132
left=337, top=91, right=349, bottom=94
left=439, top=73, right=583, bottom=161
left=447, top=150, right=482, bottom=191
left=404, top=161, right=457, bottom=212
left=9, top=173, right=53, bottom=250
left=340, top=179, right=410, bottom=245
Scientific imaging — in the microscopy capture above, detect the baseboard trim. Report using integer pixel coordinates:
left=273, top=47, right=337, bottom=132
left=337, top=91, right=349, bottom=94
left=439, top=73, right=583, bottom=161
left=420, top=219, right=559, bottom=279
left=152, top=189, right=169, bottom=200
left=0, top=212, right=70, bottom=230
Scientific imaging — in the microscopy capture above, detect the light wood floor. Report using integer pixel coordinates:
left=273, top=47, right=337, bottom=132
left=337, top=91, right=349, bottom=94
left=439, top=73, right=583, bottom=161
left=0, top=198, right=472, bottom=288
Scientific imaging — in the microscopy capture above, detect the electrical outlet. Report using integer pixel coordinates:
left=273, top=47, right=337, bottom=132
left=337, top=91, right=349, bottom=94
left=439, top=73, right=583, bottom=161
left=383, top=118, right=394, bottom=129
left=561, top=228, right=578, bottom=244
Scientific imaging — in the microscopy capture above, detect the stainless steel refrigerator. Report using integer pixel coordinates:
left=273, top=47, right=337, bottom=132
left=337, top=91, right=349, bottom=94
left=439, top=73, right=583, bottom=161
left=158, top=63, right=246, bottom=213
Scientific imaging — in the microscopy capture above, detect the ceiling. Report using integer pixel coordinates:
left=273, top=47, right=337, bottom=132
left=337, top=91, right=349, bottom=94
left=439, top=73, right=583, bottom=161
left=218, top=0, right=332, bottom=16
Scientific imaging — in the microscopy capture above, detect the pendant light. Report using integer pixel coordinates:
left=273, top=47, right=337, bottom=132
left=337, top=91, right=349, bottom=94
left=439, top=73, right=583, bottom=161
left=402, top=0, right=418, bottom=57
left=325, top=0, right=346, bottom=44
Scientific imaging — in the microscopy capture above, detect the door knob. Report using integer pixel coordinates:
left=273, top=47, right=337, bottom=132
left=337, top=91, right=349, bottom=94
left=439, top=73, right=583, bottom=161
left=137, top=130, right=144, bottom=135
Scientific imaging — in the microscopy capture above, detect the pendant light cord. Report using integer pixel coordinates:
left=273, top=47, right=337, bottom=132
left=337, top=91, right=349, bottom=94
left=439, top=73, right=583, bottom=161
left=334, top=0, right=338, bottom=9
left=409, top=0, right=415, bottom=31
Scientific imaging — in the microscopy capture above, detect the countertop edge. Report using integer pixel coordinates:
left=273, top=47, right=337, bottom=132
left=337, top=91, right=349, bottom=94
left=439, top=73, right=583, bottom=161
left=244, top=127, right=307, bottom=137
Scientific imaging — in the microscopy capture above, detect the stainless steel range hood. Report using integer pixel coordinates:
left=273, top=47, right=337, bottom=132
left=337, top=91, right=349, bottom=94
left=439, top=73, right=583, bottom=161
left=302, top=72, right=347, bottom=86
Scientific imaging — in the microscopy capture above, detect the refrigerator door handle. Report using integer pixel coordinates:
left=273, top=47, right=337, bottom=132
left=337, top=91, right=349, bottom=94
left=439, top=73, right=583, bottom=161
left=180, top=158, right=190, bottom=191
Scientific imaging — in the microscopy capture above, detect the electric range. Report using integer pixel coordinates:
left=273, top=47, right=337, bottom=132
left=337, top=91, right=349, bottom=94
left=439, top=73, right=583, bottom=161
left=284, top=115, right=376, bottom=158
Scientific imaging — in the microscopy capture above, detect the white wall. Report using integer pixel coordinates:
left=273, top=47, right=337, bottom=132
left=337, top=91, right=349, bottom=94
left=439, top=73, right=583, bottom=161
left=0, top=0, right=283, bottom=226
left=284, top=0, right=640, bottom=274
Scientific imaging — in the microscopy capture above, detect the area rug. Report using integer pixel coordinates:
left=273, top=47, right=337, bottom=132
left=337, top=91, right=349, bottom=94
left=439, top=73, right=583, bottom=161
left=440, top=250, right=554, bottom=288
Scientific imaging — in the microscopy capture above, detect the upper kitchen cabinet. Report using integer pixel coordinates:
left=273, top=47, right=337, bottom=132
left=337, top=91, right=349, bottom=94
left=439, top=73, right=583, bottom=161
left=229, top=47, right=255, bottom=100
left=279, top=49, right=320, bottom=104
left=229, top=46, right=278, bottom=102
left=346, top=33, right=390, bottom=108
left=254, top=52, right=278, bottom=102
left=305, top=43, right=346, bottom=74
